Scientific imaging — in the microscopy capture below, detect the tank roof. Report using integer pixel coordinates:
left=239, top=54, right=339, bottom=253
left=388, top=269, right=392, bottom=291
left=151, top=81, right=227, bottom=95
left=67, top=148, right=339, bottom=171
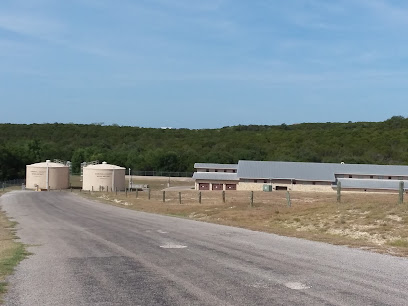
left=85, top=163, right=125, bottom=170
left=27, top=161, right=68, bottom=168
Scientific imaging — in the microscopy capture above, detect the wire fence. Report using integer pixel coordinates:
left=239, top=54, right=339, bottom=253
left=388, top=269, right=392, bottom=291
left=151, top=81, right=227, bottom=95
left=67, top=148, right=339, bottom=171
left=1, top=179, right=26, bottom=189
left=71, top=171, right=193, bottom=178
left=130, top=171, right=193, bottom=178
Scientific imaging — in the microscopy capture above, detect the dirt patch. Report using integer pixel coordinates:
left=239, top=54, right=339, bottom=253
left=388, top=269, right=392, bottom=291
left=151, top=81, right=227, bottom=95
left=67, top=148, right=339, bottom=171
left=387, top=214, right=403, bottom=222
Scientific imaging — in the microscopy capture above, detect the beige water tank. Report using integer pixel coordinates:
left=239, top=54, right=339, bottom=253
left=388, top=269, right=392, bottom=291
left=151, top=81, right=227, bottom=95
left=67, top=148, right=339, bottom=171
left=82, top=162, right=125, bottom=191
left=26, top=160, right=70, bottom=190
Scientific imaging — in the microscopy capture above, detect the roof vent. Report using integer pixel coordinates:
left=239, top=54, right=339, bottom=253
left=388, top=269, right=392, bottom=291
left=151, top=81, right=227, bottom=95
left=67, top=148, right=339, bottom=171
left=102, top=161, right=107, bottom=164
left=341, top=161, right=345, bottom=164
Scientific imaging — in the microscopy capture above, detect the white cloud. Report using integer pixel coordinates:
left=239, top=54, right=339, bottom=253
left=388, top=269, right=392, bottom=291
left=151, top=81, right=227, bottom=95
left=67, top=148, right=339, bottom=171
left=0, top=9, right=122, bottom=58
left=0, top=11, right=63, bottom=38
left=151, top=0, right=226, bottom=12
left=359, top=0, right=408, bottom=26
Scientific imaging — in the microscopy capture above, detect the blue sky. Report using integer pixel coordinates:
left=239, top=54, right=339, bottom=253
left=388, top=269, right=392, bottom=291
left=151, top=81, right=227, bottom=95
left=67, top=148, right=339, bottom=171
left=1, top=0, right=407, bottom=128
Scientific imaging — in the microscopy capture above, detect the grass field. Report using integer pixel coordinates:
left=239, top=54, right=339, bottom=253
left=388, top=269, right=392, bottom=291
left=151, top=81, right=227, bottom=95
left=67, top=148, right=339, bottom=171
left=78, top=179, right=408, bottom=257
left=0, top=188, right=29, bottom=303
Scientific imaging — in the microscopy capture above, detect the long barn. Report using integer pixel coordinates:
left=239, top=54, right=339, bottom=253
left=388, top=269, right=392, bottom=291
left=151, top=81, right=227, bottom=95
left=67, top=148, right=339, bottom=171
left=193, top=161, right=408, bottom=192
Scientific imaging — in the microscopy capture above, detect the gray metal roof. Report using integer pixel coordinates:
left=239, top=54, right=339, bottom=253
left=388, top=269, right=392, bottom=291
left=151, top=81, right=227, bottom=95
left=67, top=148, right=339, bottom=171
left=338, top=178, right=408, bottom=190
left=237, top=160, right=338, bottom=181
left=194, top=163, right=238, bottom=170
left=193, top=172, right=239, bottom=181
left=335, top=163, right=408, bottom=176
left=237, top=160, right=408, bottom=182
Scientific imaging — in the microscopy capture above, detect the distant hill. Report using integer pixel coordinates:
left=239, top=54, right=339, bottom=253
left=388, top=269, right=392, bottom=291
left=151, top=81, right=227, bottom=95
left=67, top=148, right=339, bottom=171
left=1, top=116, right=408, bottom=180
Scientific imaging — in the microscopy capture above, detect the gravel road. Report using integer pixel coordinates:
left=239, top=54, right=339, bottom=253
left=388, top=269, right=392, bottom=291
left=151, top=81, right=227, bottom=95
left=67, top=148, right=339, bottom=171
left=1, top=191, right=408, bottom=305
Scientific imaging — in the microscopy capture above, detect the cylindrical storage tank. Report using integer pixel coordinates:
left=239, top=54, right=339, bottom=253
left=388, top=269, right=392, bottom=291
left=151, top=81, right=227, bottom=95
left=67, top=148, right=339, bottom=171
left=26, top=160, right=70, bottom=190
left=82, top=162, right=125, bottom=192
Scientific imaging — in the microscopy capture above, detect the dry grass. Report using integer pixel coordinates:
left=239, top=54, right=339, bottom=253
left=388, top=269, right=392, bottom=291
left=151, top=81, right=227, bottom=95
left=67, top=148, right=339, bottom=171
left=78, top=185, right=408, bottom=257
left=0, top=188, right=29, bottom=303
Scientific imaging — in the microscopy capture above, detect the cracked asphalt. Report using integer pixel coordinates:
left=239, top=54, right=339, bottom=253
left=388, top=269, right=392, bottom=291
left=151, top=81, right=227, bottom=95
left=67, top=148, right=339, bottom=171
left=1, top=191, right=408, bottom=305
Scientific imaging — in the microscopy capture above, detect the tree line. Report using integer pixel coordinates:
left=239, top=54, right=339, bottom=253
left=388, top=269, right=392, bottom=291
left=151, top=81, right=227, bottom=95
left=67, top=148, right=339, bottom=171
left=1, top=116, right=408, bottom=180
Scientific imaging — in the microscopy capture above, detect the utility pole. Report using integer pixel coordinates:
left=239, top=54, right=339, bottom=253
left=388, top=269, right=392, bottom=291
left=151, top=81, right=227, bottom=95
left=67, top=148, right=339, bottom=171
left=337, top=181, right=342, bottom=203
left=129, top=168, right=132, bottom=191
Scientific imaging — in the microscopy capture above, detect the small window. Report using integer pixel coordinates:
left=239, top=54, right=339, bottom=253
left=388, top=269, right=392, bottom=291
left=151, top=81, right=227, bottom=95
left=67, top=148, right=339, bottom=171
left=206, top=169, right=209, bottom=172
left=370, top=176, right=374, bottom=179
left=378, top=176, right=384, bottom=179
left=388, top=176, right=392, bottom=180
left=264, top=180, right=267, bottom=183
left=312, top=182, right=316, bottom=185
left=254, top=180, right=258, bottom=183
left=224, top=170, right=227, bottom=172
left=349, top=175, right=352, bottom=178
left=233, top=170, right=237, bottom=173
left=215, top=170, right=218, bottom=172
left=293, top=180, right=296, bottom=184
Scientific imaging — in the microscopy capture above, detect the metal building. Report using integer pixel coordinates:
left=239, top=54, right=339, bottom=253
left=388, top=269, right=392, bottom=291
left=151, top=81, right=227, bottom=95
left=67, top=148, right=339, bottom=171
left=194, top=161, right=408, bottom=192
left=26, top=160, right=70, bottom=190
left=82, top=162, right=125, bottom=192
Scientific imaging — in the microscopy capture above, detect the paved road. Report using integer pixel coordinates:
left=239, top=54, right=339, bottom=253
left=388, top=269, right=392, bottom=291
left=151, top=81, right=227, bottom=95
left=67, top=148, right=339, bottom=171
left=1, top=191, right=408, bottom=305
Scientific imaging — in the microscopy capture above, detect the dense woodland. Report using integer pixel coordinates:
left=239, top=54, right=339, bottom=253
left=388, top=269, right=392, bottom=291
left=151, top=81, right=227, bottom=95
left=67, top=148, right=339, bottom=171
left=1, top=116, right=408, bottom=180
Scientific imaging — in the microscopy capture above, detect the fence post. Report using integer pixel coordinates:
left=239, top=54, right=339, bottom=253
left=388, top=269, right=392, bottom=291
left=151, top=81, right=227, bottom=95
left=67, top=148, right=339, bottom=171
left=115, top=187, right=117, bottom=195
left=250, top=191, right=254, bottom=207
left=399, top=181, right=404, bottom=204
left=179, top=192, right=182, bottom=204
left=286, top=191, right=291, bottom=207
left=148, top=188, right=151, bottom=200
left=136, top=189, right=138, bottom=198
left=162, top=191, right=165, bottom=203
left=337, top=181, right=342, bottom=203
left=106, top=186, right=108, bottom=193
left=222, top=191, right=225, bottom=203
left=126, top=188, right=128, bottom=197
left=198, top=192, right=202, bottom=204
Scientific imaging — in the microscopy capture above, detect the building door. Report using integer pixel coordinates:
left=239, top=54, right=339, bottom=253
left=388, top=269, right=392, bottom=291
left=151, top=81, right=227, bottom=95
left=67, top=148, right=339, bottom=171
left=199, top=183, right=210, bottom=190
left=226, top=184, right=237, bottom=190
left=212, top=183, right=223, bottom=190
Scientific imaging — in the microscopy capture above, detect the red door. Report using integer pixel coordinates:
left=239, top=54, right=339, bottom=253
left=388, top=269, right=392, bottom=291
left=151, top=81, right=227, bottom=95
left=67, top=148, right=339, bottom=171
left=212, top=184, right=223, bottom=190
left=226, top=184, right=237, bottom=190
left=199, top=183, right=210, bottom=190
